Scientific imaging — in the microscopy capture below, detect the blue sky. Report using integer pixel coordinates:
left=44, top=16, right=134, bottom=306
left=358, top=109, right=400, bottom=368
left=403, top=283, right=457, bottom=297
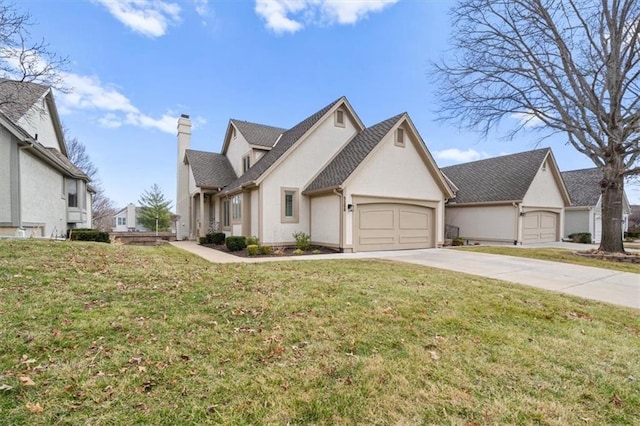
left=23, top=0, right=640, bottom=206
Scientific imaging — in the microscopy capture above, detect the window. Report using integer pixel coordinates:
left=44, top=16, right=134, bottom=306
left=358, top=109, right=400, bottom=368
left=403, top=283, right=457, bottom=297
left=242, top=155, right=251, bottom=173
left=222, top=200, right=230, bottom=228
left=232, top=127, right=236, bottom=139
left=117, top=217, right=126, bottom=226
left=395, top=128, right=405, bottom=147
left=66, top=179, right=78, bottom=208
left=232, top=195, right=242, bottom=221
left=335, top=109, right=345, bottom=127
left=281, top=187, right=299, bottom=223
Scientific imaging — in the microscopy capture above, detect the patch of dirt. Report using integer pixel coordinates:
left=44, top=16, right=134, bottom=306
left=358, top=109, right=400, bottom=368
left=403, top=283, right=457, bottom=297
left=200, top=244, right=340, bottom=258
left=573, top=250, right=640, bottom=263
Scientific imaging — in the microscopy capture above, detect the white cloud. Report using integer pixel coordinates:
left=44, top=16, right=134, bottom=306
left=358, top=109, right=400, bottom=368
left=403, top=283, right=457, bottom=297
left=433, top=148, right=491, bottom=163
left=254, top=0, right=398, bottom=34
left=56, top=72, right=192, bottom=135
left=193, top=0, right=209, bottom=17
left=511, top=111, right=545, bottom=128
left=94, top=0, right=181, bottom=37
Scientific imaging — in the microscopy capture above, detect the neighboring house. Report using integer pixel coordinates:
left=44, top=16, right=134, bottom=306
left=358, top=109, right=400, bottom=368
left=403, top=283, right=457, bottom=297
left=441, top=148, right=571, bottom=244
left=561, top=168, right=631, bottom=243
left=112, top=203, right=148, bottom=232
left=176, top=96, right=454, bottom=252
left=0, top=79, right=92, bottom=238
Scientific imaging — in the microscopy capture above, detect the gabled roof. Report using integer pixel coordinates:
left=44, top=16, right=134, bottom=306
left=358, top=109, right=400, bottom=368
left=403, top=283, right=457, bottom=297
left=441, top=148, right=552, bottom=203
left=230, top=119, right=285, bottom=148
left=185, top=149, right=237, bottom=188
left=0, top=79, right=49, bottom=122
left=223, top=97, right=344, bottom=193
left=561, top=168, right=603, bottom=206
left=305, top=114, right=404, bottom=192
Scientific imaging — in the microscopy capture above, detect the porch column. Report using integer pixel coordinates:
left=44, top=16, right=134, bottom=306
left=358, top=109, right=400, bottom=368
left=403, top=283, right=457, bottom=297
left=199, top=190, right=205, bottom=238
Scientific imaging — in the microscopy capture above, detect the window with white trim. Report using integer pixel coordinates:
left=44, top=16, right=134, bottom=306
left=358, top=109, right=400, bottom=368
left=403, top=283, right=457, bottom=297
left=242, top=155, right=250, bottom=173
left=117, top=217, right=126, bottom=226
left=222, top=199, right=230, bottom=228
left=281, top=187, right=299, bottom=223
left=232, top=195, right=242, bottom=221
left=66, top=179, right=78, bottom=208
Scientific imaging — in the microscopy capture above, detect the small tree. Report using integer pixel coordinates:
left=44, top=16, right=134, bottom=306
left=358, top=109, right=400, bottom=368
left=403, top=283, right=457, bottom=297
left=138, top=184, right=173, bottom=232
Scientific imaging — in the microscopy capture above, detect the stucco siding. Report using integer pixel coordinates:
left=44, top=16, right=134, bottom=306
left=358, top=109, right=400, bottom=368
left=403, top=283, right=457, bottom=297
left=310, top=195, right=340, bottom=246
left=564, top=209, right=590, bottom=237
left=20, top=150, right=66, bottom=236
left=345, top=131, right=447, bottom=244
left=523, top=165, right=565, bottom=208
left=0, top=129, right=11, bottom=222
left=17, top=98, right=62, bottom=151
left=261, top=113, right=358, bottom=244
left=225, top=130, right=252, bottom=177
left=446, top=205, right=517, bottom=242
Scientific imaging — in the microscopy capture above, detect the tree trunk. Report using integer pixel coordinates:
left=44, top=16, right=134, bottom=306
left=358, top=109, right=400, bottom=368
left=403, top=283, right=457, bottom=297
left=598, top=158, right=625, bottom=253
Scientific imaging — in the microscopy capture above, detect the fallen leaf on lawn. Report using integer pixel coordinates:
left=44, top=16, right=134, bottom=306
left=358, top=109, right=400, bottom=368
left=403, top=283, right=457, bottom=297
left=19, top=376, right=36, bottom=386
left=26, top=402, right=43, bottom=413
left=0, top=384, right=13, bottom=391
left=610, top=395, right=624, bottom=406
left=138, top=366, right=146, bottom=372
left=429, top=351, right=440, bottom=360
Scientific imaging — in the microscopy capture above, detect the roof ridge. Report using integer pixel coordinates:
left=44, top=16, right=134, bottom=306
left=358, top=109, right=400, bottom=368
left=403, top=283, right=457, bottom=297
left=230, top=118, right=286, bottom=131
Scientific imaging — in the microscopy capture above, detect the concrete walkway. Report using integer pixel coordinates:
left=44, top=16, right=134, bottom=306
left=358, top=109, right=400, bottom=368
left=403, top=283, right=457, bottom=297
left=170, top=241, right=639, bottom=309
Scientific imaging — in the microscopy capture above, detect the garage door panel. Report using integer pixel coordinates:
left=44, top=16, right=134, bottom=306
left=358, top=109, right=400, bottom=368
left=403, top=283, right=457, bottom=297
left=399, top=209, right=429, bottom=229
left=523, top=211, right=558, bottom=243
left=356, top=203, right=434, bottom=252
left=359, top=209, right=395, bottom=230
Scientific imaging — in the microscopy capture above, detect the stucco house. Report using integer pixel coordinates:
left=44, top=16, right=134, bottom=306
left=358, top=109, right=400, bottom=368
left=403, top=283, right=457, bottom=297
left=112, top=203, right=149, bottom=232
left=0, top=79, right=92, bottom=238
left=561, top=168, right=631, bottom=243
left=176, top=97, right=454, bottom=252
left=441, top=148, right=571, bottom=244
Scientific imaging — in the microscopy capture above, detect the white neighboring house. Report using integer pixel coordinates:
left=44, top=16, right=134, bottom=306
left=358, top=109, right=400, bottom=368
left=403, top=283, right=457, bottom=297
left=0, top=79, right=93, bottom=238
left=112, top=203, right=148, bottom=232
left=561, top=168, right=631, bottom=243
left=441, top=148, right=571, bottom=245
left=176, top=97, right=454, bottom=252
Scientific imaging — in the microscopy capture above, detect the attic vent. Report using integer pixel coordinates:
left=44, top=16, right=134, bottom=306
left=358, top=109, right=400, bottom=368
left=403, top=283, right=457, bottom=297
left=334, top=109, right=345, bottom=127
left=395, top=128, right=405, bottom=147
left=542, top=159, right=547, bottom=171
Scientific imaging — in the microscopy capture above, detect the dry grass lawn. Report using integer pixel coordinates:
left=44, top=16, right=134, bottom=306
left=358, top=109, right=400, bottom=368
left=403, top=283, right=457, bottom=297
left=1, top=240, right=639, bottom=425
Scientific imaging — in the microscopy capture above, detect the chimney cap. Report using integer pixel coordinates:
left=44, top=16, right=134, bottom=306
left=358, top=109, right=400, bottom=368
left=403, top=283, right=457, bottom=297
left=180, top=113, right=190, bottom=119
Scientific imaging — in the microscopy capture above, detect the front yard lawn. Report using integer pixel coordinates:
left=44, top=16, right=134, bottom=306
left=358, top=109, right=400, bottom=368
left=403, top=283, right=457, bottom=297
left=458, top=246, right=640, bottom=274
left=1, top=240, right=638, bottom=424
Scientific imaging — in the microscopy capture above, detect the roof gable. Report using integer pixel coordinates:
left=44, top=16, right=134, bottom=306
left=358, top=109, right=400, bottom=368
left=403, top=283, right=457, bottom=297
left=561, top=168, right=603, bottom=206
left=223, top=97, right=353, bottom=193
left=442, top=148, right=554, bottom=204
left=185, top=149, right=237, bottom=188
left=0, top=79, right=49, bottom=122
left=304, top=114, right=404, bottom=192
left=222, top=120, right=285, bottom=153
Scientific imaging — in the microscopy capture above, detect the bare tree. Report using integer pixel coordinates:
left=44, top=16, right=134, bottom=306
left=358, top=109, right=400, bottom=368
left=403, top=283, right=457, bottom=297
left=65, top=130, right=117, bottom=232
left=0, top=1, right=67, bottom=110
left=435, top=0, right=640, bottom=253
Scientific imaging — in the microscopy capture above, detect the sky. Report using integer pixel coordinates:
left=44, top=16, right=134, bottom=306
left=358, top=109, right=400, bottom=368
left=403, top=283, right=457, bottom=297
left=21, top=0, right=640, bottom=207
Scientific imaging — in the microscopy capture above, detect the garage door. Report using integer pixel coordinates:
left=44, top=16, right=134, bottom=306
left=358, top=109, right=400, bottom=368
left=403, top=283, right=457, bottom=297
left=355, top=203, right=433, bottom=252
left=522, top=211, right=558, bottom=243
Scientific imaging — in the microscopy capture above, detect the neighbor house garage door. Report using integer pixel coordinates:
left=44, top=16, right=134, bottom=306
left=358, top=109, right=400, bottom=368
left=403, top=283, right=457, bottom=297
left=355, top=203, right=434, bottom=252
left=522, top=211, right=558, bottom=244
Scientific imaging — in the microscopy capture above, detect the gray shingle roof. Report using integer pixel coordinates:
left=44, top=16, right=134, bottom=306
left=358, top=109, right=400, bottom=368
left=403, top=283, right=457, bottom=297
left=561, top=168, right=603, bottom=206
left=0, top=79, right=49, bottom=122
left=230, top=119, right=285, bottom=148
left=305, top=113, right=404, bottom=192
left=185, top=149, right=237, bottom=188
left=441, top=148, right=551, bottom=203
left=45, top=147, right=89, bottom=180
left=223, top=97, right=343, bottom=193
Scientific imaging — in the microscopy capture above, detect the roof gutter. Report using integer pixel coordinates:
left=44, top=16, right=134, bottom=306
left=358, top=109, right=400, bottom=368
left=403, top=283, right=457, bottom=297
left=446, top=199, right=523, bottom=207
left=302, top=185, right=342, bottom=196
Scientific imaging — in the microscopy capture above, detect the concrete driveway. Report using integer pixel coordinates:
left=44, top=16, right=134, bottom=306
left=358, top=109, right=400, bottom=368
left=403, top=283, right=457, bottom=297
left=170, top=241, right=639, bottom=309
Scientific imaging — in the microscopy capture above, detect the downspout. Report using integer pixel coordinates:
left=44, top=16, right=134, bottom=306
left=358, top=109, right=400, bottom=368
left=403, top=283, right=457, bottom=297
left=513, top=202, right=520, bottom=245
left=333, top=188, right=344, bottom=252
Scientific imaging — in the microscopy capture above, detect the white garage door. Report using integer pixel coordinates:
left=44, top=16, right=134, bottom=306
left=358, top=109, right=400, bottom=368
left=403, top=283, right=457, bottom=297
left=355, top=203, right=434, bottom=252
left=522, top=211, right=558, bottom=244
